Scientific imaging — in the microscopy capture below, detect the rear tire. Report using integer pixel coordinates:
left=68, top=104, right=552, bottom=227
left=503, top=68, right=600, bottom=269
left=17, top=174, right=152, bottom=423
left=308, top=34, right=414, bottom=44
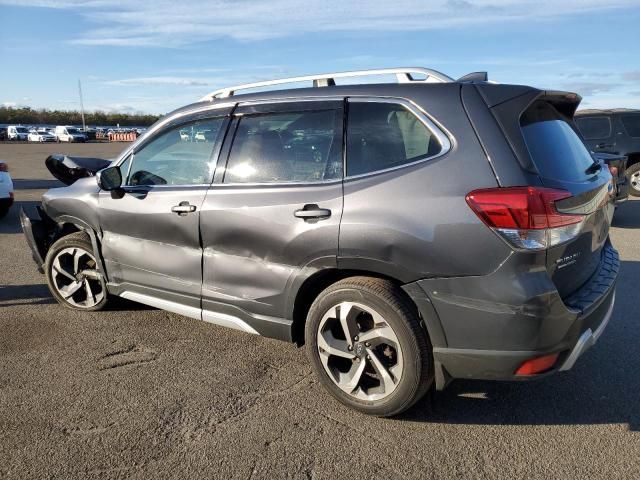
left=626, top=163, right=640, bottom=197
left=305, top=276, right=433, bottom=417
left=45, top=232, right=109, bottom=311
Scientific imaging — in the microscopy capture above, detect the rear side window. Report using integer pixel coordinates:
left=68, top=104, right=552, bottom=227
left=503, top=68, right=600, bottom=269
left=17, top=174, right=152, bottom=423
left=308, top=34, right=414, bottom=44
left=346, top=101, right=442, bottom=177
left=621, top=115, right=640, bottom=137
left=224, top=110, right=342, bottom=184
left=575, top=116, right=611, bottom=140
left=521, top=101, right=595, bottom=182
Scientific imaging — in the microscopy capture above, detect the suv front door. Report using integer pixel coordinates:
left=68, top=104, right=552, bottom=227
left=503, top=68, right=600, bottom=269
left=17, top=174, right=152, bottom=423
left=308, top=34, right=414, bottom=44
left=98, top=110, right=231, bottom=315
left=199, top=100, right=344, bottom=338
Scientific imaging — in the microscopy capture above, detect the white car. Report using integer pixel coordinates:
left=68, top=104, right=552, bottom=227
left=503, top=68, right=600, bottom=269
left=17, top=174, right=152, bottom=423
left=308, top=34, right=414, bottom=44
left=7, top=125, right=29, bottom=141
left=54, top=125, right=87, bottom=143
left=0, top=161, right=14, bottom=219
left=28, top=131, right=56, bottom=143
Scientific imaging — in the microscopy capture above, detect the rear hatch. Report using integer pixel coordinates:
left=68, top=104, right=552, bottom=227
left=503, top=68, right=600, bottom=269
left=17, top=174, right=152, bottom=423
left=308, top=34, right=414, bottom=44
left=519, top=99, right=614, bottom=298
left=470, top=85, right=616, bottom=300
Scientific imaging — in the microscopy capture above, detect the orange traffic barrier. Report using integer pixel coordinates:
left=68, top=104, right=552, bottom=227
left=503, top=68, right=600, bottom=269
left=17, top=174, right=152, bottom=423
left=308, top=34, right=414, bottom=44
left=108, top=132, right=138, bottom=142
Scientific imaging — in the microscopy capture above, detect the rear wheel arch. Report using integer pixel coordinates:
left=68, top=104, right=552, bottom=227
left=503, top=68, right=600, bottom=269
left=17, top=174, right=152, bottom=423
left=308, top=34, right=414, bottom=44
left=291, top=269, right=426, bottom=346
left=625, top=152, right=640, bottom=168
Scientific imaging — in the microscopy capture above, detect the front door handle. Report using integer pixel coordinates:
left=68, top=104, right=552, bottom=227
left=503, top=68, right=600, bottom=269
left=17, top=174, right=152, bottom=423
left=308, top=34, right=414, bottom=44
left=171, top=201, right=197, bottom=216
left=294, top=204, right=331, bottom=220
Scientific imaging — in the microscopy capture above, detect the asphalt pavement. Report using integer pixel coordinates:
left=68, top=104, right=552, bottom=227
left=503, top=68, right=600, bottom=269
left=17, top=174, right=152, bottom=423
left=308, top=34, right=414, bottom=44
left=1, top=142, right=639, bottom=479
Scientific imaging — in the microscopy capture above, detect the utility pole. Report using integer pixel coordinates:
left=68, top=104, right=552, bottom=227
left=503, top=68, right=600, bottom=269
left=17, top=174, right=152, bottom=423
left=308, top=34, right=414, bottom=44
left=78, top=78, right=86, bottom=131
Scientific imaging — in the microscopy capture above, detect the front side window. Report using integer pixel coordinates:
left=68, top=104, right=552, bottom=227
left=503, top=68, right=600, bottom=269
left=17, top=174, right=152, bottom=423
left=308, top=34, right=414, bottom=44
left=223, top=109, right=342, bottom=184
left=621, top=115, right=640, bottom=138
left=127, top=117, right=224, bottom=186
left=575, top=116, right=611, bottom=140
left=346, top=101, right=443, bottom=177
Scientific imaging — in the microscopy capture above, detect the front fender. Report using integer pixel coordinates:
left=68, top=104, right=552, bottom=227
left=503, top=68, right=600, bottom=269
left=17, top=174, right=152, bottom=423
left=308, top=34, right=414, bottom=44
left=20, top=205, right=107, bottom=279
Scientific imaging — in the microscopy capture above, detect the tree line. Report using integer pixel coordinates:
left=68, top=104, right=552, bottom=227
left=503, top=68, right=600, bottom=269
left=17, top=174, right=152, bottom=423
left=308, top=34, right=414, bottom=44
left=0, top=106, right=161, bottom=127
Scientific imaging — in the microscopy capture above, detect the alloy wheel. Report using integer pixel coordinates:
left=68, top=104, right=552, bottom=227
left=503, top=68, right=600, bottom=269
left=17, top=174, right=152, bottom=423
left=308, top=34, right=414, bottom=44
left=631, top=170, right=640, bottom=193
left=317, top=302, right=403, bottom=401
left=51, top=247, right=104, bottom=308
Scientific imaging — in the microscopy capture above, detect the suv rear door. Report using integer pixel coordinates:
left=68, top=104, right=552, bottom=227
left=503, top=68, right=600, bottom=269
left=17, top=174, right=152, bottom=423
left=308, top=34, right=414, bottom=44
left=199, top=100, right=344, bottom=337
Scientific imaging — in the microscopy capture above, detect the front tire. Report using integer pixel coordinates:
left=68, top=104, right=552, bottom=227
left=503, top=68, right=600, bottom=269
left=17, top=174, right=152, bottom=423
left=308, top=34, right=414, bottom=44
left=44, top=232, right=109, bottom=311
left=305, top=277, right=433, bottom=417
left=627, top=163, right=640, bottom=197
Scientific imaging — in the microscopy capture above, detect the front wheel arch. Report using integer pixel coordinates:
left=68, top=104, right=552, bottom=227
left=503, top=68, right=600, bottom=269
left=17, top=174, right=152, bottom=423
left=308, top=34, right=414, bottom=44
left=38, top=213, right=108, bottom=282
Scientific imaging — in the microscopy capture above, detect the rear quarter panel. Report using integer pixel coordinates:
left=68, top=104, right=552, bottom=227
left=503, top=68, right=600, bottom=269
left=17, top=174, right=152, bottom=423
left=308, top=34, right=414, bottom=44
left=339, top=88, right=510, bottom=281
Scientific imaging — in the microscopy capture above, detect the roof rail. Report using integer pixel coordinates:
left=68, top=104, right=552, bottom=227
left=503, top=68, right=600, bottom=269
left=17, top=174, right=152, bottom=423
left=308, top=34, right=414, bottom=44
left=200, top=67, right=454, bottom=101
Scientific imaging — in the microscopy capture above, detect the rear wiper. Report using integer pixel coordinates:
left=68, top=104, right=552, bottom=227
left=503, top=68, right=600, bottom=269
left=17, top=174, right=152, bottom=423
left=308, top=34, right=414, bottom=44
left=585, top=160, right=602, bottom=175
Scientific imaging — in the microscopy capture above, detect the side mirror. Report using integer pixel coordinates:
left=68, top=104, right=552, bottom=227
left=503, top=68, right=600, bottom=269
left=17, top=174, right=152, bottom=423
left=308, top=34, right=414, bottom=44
left=97, top=166, right=122, bottom=191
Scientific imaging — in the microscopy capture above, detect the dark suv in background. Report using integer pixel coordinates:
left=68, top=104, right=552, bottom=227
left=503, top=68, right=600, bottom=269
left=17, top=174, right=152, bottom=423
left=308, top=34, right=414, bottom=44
left=576, top=108, right=640, bottom=196
left=21, top=68, right=618, bottom=416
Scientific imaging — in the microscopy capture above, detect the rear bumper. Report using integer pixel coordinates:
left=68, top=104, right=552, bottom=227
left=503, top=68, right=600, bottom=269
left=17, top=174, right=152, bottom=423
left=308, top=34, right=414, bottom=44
left=405, top=242, right=619, bottom=389
left=558, top=291, right=615, bottom=371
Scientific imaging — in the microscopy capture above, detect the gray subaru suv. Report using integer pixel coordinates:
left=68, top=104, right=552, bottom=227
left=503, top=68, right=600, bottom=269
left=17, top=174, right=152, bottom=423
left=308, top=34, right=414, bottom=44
left=21, top=68, right=618, bottom=416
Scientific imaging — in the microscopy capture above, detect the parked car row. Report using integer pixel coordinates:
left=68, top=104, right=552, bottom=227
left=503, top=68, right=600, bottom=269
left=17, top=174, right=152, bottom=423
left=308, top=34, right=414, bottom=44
left=3, top=124, right=87, bottom=142
left=2, top=125, right=147, bottom=142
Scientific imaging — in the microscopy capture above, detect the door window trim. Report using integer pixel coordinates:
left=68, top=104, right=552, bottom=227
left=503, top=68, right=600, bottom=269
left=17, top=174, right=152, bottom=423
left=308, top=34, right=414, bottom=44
left=575, top=115, right=612, bottom=140
left=118, top=114, right=232, bottom=188
left=113, top=101, right=236, bottom=168
left=344, top=96, right=453, bottom=180
left=621, top=114, right=640, bottom=138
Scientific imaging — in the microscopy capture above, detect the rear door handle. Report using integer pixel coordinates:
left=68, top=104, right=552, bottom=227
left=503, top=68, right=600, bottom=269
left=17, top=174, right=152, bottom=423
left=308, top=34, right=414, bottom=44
left=171, top=201, right=197, bottom=216
left=294, top=204, right=331, bottom=220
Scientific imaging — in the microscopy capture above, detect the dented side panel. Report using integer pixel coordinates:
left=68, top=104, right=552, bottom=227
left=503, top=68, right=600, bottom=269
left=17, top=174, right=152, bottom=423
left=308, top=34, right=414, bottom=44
left=98, top=186, right=207, bottom=309
left=200, top=182, right=343, bottom=320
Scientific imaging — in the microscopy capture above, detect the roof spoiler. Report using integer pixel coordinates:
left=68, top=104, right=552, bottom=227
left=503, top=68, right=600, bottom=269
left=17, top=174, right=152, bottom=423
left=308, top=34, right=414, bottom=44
left=457, top=72, right=488, bottom=82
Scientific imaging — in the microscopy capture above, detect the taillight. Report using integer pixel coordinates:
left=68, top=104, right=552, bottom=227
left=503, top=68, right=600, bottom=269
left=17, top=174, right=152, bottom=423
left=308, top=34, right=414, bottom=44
left=0, top=163, right=7, bottom=172
left=466, top=187, right=584, bottom=251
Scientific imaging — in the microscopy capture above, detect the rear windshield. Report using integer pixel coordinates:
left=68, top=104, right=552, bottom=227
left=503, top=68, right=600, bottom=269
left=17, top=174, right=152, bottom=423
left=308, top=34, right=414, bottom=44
left=521, top=101, right=595, bottom=182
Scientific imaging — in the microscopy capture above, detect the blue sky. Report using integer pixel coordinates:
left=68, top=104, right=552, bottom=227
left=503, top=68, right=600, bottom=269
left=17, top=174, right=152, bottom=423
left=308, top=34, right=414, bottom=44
left=1, top=0, right=639, bottom=115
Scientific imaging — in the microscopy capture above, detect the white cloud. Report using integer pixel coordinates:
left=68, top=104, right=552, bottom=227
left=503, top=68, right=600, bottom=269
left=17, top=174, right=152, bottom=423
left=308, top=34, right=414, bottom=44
left=1, top=0, right=638, bottom=47
left=561, top=82, right=621, bottom=96
left=622, top=71, right=640, bottom=82
left=579, top=94, right=640, bottom=110
left=103, top=76, right=211, bottom=87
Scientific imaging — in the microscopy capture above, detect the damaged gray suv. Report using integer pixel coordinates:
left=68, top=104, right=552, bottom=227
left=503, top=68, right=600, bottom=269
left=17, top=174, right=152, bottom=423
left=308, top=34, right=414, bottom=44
left=21, top=68, right=619, bottom=416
